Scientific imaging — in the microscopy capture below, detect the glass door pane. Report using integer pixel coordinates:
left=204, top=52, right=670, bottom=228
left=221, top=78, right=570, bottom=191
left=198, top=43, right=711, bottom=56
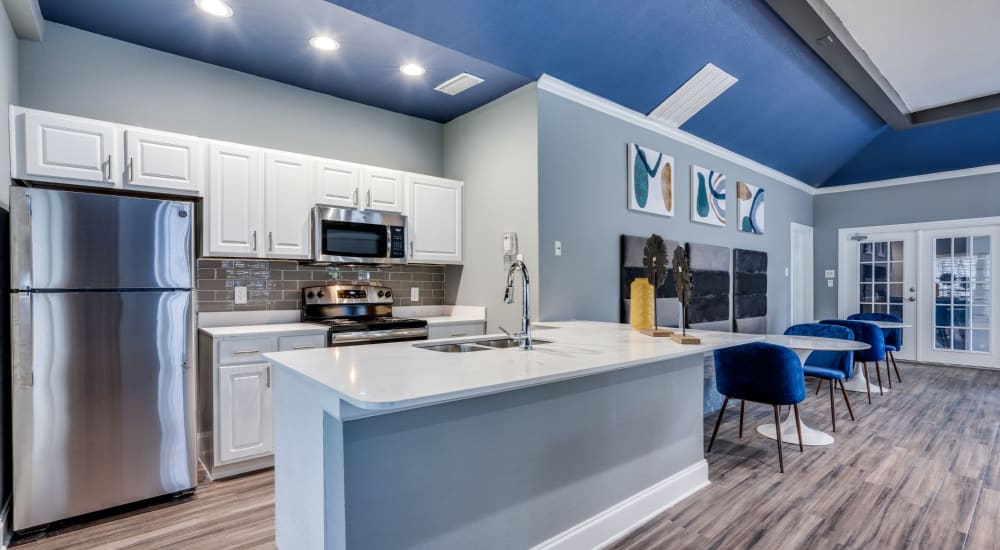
left=933, top=235, right=991, bottom=353
left=858, top=239, right=906, bottom=320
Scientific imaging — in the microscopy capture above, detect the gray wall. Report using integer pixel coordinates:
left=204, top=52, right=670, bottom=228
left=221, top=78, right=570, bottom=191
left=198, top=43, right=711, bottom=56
left=813, top=172, right=1000, bottom=318
left=442, top=84, right=539, bottom=332
left=0, top=4, right=16, bottom=209
left=537, top=90, right=814, bottom=333
left=17, top=23, right=443, bottom=176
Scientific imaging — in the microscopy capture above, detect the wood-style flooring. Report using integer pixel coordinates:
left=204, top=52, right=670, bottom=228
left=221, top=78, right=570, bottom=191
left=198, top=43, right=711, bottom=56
left=12, top=362, right=1000, bottom=549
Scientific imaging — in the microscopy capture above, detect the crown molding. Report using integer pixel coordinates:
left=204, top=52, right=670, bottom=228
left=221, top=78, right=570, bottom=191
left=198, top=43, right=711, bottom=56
left=536, top=74, right=819, bottom=196
left=814, top=163, right=1000, bottom=195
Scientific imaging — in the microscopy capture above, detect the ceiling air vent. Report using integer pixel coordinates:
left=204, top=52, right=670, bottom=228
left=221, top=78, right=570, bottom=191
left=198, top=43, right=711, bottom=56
left=648, top=63, right=738, bottom=127
left=434, top=73, right=485, bottom=96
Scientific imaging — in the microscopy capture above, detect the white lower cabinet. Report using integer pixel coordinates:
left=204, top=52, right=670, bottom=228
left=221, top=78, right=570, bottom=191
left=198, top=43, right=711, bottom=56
left=218, top=362, right=273, bottom=463
left=199, top=328, right=326, bottom=479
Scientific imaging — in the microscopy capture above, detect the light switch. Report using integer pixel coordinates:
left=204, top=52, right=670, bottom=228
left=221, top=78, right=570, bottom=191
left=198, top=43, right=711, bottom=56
left=784, top=267, right=789, bottom=277
left=825, top=269, right=836, bottom=279
left=410, top=287, right=420, bottom=302
left=234, top=286, right=248, bottom=305
left=827, top=280, right=834, bottom=288
left=554, top=241, right=562, bottom=256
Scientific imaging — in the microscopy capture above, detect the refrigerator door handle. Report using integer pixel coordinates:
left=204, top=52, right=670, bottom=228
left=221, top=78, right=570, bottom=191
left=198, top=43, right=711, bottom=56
left=10, top=188, right=33, bottom=290
left=11, top=294, right=33, bottom=387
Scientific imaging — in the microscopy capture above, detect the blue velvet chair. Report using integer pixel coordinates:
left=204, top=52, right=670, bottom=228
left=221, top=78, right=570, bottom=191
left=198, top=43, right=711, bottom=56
left=848, top=312, right=903, bottom=385
left=820, top=319, right=887, bottom=404
left=710, top=342, right=806, bottom=473
left=783, top=323, right=856, bottom=431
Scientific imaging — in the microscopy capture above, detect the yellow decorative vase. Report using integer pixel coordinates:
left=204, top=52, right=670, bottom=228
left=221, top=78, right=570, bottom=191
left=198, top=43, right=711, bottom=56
left=630, top=278, right=655, bottom=330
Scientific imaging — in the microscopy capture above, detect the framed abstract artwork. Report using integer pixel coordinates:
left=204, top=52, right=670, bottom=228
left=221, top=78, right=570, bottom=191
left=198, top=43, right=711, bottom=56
left=737, top=181, right=765, bottom=234
left=691, top=165, right=726, bottom=226
left=627, top=143, right=674, bottom=217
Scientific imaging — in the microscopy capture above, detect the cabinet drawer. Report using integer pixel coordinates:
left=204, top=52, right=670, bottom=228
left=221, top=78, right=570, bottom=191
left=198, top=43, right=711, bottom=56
left=218, top=336, right=277, bottom=365
left=278, top=334, right=326, bottom=352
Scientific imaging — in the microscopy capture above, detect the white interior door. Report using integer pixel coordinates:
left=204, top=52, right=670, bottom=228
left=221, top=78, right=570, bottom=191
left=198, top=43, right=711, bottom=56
left=841, top=231, right=918, bottom=360
left=790, top=223, right=814, bottom=325
left=918, top=227, right=999, bottom=367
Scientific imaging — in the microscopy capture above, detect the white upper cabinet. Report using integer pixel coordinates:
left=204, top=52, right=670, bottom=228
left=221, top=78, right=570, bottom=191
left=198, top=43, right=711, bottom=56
left=206, top=141, right=262, bottom=258
left=21, top=109, right=119, bottom=187
left=362, top=166, right=404, bottom=213
left=315, top=158, right=361, bottom=209
left=405, top=174, right=463, bottom=264
left=264, top=151, right=313, bottom=259
left=124, top=128, right=204, bottom=195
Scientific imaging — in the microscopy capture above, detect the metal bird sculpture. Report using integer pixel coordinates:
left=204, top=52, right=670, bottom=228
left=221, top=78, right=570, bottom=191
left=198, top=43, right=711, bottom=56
left=643, top=234, right=669, bottom=331
left=673, top=245, right=694, bottom=336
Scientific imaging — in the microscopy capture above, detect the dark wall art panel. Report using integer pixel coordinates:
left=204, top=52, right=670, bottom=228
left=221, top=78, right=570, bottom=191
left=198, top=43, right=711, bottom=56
left=733, top=248, right=768, bottom=334
left=686, top=242, right=731, bottom=332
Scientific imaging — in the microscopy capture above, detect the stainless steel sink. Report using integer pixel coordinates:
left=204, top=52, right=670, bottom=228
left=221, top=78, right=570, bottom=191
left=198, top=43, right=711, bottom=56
left=415, top=343, right=491, bottom=353
left=475, top=338, right=552, bottom=349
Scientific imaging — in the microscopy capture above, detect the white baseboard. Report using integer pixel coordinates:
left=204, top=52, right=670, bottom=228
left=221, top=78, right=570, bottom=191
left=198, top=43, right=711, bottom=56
left=532, top=460, right=709, bottom=550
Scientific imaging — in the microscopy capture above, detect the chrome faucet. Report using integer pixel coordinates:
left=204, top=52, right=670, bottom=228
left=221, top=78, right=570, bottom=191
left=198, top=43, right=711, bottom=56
left=500, top=259, right=532, bottom=349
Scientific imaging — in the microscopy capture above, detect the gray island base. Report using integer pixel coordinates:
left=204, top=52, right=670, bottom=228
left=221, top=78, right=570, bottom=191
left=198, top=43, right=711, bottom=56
left=265, top=321, right=759, bottom=549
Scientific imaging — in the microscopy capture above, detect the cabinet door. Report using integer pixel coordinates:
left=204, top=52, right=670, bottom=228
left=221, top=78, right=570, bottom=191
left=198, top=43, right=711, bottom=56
left=23, top=110, right=119, bottom=186
left=362, top=166, right=404, bottom=213
left=264, top=151, right=314, bottom=259
left=315, top=159, right=361, bottom=208
left=218, top=363, right=273, bottom=463
left=206, top=142, right=261, bottom=257
left=124, top=128, right=204, bottom=194
left=405, top=175, right=463, bottom=263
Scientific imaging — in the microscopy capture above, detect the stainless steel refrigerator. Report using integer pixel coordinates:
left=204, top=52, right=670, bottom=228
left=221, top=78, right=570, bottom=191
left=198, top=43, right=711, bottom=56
left=9, top=187, right=197, bottom=531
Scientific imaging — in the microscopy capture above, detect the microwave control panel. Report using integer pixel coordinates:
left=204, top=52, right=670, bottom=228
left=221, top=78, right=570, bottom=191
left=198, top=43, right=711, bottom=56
left=389, top=226, right=406, bottom=258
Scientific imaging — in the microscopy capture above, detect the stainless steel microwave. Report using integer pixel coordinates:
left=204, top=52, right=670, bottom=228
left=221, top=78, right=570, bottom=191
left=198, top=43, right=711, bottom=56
left=311, top=206, right=408, bottom=265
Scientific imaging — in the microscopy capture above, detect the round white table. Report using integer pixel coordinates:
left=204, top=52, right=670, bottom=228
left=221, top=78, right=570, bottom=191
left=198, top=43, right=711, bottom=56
left=839, top=320, right=911, bottom=394
left=755, top=334, right=871, bottom=446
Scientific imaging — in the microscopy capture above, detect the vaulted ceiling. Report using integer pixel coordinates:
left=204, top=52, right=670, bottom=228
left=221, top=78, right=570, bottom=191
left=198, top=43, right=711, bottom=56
left=36, top=0, right=1000, bottom=188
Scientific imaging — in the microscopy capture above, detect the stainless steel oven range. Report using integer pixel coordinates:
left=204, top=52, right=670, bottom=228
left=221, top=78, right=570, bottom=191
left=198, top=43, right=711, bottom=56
left=301, top=282, right=428, bottom=346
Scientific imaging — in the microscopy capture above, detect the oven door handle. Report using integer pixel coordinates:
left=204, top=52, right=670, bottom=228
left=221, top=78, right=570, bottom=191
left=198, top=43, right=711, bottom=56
left=331, top=329, right=427, bottom=344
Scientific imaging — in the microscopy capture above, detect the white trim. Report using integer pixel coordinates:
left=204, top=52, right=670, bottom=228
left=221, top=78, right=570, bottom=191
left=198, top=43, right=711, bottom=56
left=814, top=163, right=1000, bottom=195
left=532, top=459, right=709, bottom=550
left=2, top=0, right=45, bottom=41
left=537, top=75, right=817, bottom=196
left=836, top=216, right=1000, bottom=237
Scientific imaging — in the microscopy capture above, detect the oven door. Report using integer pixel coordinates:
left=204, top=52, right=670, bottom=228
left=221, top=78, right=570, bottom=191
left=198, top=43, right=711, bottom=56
left=312, top=206, right=406, bottom=264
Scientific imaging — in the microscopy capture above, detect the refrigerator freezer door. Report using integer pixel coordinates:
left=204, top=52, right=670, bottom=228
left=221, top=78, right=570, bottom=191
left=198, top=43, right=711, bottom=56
left=11, top=187, right=193, bottom=290
left=12, top=291, right=196, bottom=531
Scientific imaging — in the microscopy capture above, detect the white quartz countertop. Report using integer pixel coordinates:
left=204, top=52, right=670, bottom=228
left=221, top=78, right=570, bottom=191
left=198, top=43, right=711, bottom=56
left=393, top=305, right=486, bottom=326
left=264, top=321, right=761, bottom=412
left=199, top=323, right=328, bottom=338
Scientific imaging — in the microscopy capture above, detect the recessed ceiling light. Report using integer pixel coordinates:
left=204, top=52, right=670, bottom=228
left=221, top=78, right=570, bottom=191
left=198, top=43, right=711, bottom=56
left=310, top=36, right=341, bottom=51
left=399, top=63, right=426, bottom=77
left=195, top=0, right=233, bottom=17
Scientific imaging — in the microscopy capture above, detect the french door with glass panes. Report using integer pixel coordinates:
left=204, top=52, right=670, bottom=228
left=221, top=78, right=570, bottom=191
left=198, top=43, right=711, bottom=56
left=848, top=232, right=918, bottom=360
left=918, top=227, right=999, bottom=367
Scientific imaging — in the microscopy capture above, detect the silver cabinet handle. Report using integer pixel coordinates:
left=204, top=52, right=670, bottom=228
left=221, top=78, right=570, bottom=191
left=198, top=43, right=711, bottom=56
left=366, top=189, right=372, bottom=207
left=252, top=230, right=258, bottom=252
left=106, top=154, right=112, bottom=180
left=265, top=366, right=271, bottom=388
left=232, top=349, right=260, bottom=355
left=269, top=231, right=274, bottom=252
left=291, top=345, right=315, bottom=350
left=128, top=157, right=134, bottom=181
left=353, top=188, right=359, bottom=206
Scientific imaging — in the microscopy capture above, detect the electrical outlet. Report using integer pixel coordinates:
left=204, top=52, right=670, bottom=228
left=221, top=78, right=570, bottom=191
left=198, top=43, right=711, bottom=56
left=827, top=279, right=834, bottom=288
left=554, top=241, right=562, bottom=256
left=410, top=287, right=419, bottom=302
left=234, top=286, right=248, bottom=305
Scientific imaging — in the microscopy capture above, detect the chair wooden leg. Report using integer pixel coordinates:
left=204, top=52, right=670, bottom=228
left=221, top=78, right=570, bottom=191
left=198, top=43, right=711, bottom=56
left=738, top=399, right=745, bottom=438
left=873, top=360, right=884, bottom=396
left=773, top=405, right=784, bottom=473
left=792, top=404, right=804, bottom=453
left=863, top=362, right=872, bottom=404
left=815, top=378, right=823, bottom=396
left=707, top=396, right=729, bottom=453
left=885, top=357, right=892, bottom=389
left=838, top=380, right=855, bottom=421
left=890, top=351, right=902, bottom=383
left=828, top=378, right=837, bottom=432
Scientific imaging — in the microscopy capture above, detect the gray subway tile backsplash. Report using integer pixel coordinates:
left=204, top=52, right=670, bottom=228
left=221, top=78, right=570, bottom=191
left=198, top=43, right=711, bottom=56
left=195, top=259, right=448, bottom=313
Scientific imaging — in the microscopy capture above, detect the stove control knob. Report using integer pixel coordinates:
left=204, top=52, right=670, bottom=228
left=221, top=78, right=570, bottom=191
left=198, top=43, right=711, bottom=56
left=384, top=290, right=392, bottom=298
left=317, top=291, right=325, bottom=298
left=377, top=290, right=385, bottom=298
left=306, top=291, right=315, bottom=299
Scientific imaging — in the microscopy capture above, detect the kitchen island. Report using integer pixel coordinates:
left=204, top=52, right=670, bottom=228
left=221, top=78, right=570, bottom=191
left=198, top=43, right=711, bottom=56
left=264, top=321, right=759, bottom=550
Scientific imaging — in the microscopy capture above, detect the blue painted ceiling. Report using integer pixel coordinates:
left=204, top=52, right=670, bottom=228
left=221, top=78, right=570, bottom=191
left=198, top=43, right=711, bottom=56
left=36, top=0, right=1000, bottom=187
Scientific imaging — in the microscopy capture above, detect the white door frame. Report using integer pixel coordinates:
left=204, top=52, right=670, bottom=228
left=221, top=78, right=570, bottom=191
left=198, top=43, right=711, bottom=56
left=838, top=215, right=1000, bottom=367
left=790, top=222, right=814, bottom=325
